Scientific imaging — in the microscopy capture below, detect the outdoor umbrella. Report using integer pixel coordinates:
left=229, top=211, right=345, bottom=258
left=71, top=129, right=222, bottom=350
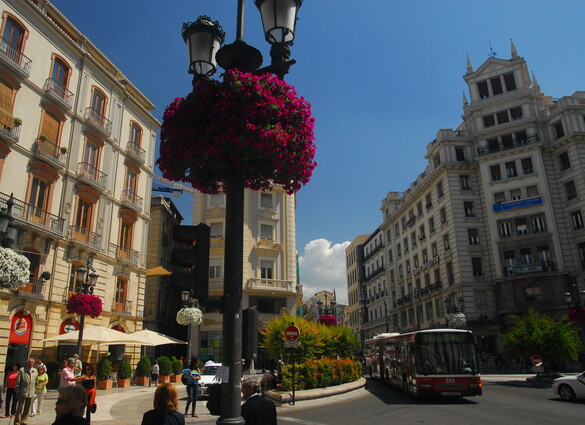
left=127, top=329, right=187, bottom=346
left=145, top=266, right=172, bottom=277
left=42, top=326, right=143, bottom=344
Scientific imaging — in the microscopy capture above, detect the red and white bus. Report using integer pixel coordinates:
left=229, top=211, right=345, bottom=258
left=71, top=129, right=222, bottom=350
left=364, top=329, right=482, bottom=397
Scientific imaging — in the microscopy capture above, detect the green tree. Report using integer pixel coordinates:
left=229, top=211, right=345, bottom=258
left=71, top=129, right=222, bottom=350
left=501, top=309, right=583, bottom=374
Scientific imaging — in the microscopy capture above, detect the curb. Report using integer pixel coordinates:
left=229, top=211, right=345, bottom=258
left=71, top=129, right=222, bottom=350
left=264, top=377, right=366, bottom=403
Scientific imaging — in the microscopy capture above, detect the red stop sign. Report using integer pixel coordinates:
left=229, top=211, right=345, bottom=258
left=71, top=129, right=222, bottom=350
left=285, top=325, right=300, bottom=341
left=531, top=354, right=543, bottom=366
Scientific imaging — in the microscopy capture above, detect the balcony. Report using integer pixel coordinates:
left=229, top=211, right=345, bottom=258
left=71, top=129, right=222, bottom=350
left=84, top=107, right=112, bottom=137
left=109, top=243, right=139, bottom=265
left=126, top=141, right=146, bottom=163
left=43, top=78, right=74, bottom=110
left=493, top=196, right=543, bottom=213
left=33, top=138, right=65, bottom=169
left=0, top=192, right=66, bottom=237
left=0, top=37, right=32, bottom=78
left=120, top=189, right=143, bottom=212
left=209, top=277, right=224, bottom=291
left=245, top=278, right=294, bottom=293
left=429, top=281, right=442, bottom=292
left=365, top=266, right=385, bottom=283
left=77, top=162, right=108, bottom=190
left=504, top=261, right=554, bottom=277
left=13, top=278, right=47, bottom=300
left=69, top=225, right=102, bottom=250
left=477, top=133, right=539, bottom=156
left=0, top=122, right=20, bottom=144
left=112, top=298, right=133, bottom=315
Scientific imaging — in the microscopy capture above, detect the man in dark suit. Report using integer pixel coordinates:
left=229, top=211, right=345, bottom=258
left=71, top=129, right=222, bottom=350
left=241, top=379, right=277, bottom=425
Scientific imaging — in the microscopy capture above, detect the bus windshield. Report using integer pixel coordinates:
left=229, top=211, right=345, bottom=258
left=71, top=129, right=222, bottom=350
left=415, top=332, right=479, bottom=375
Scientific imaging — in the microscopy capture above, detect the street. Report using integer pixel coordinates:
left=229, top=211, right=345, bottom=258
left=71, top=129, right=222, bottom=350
left=277, top=377, right=584, bottom=425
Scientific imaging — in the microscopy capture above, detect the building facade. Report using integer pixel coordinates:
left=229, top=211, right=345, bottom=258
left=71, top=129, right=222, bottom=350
left=191, top=187, right=301, bottom=367
left=351, top=42, right=584, bottom=356
left=345, top=234, right=368, bottom=339
left=0, top=0, right=158, bottom=377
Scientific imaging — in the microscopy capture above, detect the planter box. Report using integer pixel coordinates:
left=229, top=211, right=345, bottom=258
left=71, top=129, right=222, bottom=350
left=159, top=376, right=170, bottom=384
left=136, top=376, right=149, bottom=386
left=170, top=374, right=181, bottom=383
left=117, top=378, right=131, bottom=388
left=98, top=380, right=112, bottom=390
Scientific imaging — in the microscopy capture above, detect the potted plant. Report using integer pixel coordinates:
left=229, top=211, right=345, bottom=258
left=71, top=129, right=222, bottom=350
left=117, top=357, right=132, bottom=388
left=170, top=357, right=183, bottom=383
left=135, top=356, right=151, bottom=386
left=13, top=117, right=22, bottom=127
left=40, top=271, right=51, bottom=280
left=60, top=146, right=68, bottom=154
left=97, top=356, right=113, bottom=390
left=38, top=134, right=48, bottom=141
left=156, top=356, right=172, bottom=384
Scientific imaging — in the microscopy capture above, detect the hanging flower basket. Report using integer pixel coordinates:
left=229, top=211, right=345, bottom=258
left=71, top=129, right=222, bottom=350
left=0, top=247, right=30, bottom=290
left=67, top=293, right=103, bottom=318
left=318, top=315, right=337, bottom=327
left=176, top=307, right=203, bottom=325
left=157, top=69, right=317, bottom=195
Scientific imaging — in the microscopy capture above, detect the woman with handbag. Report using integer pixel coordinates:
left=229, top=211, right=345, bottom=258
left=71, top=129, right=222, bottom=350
left=181, top=359, right=201, bottom=418
left=72, top=364, right=96, bottom=422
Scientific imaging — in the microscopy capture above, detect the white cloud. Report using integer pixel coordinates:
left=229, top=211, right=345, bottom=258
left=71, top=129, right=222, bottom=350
left=298, top=239, right=351, bottom=304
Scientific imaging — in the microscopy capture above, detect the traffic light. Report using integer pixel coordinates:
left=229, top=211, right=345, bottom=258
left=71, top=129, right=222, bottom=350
left=170, top=223, right=210, bottom=300
left=242, top=308, right=258, bottom=359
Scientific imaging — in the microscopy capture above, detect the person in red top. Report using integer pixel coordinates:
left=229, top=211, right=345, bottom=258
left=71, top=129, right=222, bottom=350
left=3, top=364, right=19, bottom=417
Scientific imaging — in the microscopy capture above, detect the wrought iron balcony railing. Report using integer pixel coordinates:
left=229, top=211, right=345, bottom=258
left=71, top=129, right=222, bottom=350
left=43, top=78, right=74, bottom=109
left=84, top=107, right=112, bottom=136
left=33, top=138, right=65, bottom=167
left=0, top=122, right=21, bottom=144
left=0, top=36, right=32, bottom=77
left=109, top=243, right=139, bottom=265
left=69, top=225, right=102, bottom=250
left=77, top=162, right=108, bottom=189
left=477, top=133, right=539, bottom=156
left=0, top=191, right=66, bottom=236
left=126, top=141, right=146, bottom=163
left=14, top=278, right=46, bottom=300
left=120, top=189, right=143, bottom=212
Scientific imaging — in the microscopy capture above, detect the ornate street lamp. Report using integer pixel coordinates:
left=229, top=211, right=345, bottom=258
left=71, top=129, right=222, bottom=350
left=75, top=260, right=100, bottom=356
left=178, top=290, right=202, bottom=360
left=182, top=16, right=225, bottom=79
left=0, top=193, right=18, bottom=248
left=444, top=296, right=466, bottom=329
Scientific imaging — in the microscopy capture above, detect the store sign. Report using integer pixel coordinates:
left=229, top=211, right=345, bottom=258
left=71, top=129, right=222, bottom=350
left=59, top=318, right=79, bottom=335
left=9, top=312, right=32, bottom=344
left=413, top=255, right=440, bottom=276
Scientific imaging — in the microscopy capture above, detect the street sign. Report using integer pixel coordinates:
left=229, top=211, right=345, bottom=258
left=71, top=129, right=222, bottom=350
left=285, top=325, right=300, bottom=341
left=284, top=340, right=300, bottom=348
left=531, top=354, right=543, bottom=366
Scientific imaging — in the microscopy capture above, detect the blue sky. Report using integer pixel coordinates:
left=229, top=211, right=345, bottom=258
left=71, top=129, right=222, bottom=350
left=50, top=0, right=585, bottom=302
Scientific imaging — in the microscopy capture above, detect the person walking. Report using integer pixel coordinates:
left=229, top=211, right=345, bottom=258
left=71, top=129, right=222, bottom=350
left=150, top=361, right=159, bottom=387
left=31, top=364, right=49, bottom=416
left=52, top=385, right=90, bottom=425
left=3, top=363, right=19, bottom=418
left=14, top=358, right=38, bottom=425
left=141, top=383, right=185, bottom=425
left=241, top=379, right=277, bottom=425
left=182, top=359, right=200, bottom=418
left=72, top=355, right=83, bottom=379
left=72, top=364, right=97, bottom=422
left=60, top=359, right=77, bottom=389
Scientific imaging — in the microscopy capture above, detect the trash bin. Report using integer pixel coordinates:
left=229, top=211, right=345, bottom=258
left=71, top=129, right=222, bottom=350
left=207, top=383, right=222, bottom=416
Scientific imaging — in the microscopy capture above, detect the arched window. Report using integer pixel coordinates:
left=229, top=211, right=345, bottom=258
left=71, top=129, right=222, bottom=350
left=2, top=16, right=25, bottom=50
left=51, top=56, right=69, bottom=88
left=71, top=184, right=99, bottom=244
left=130, top=122, right=142, bottom=146
left=28, top=176, right=49, bottom=220
left=83, top=138, right=100, bottom=169
left=90, top=87, right=106, bottom=118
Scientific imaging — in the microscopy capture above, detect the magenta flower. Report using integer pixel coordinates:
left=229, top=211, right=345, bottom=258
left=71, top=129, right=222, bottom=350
left=67, top=293, right=103, bottom=318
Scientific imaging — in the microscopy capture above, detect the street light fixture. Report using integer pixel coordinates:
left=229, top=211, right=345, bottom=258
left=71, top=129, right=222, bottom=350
left=180, top=290, right=199, bottom=360
left=444, top=295, right=466, bottom=329
left=178, top=2, right=304, bottom=424
left=75, top=258, right=99, bottom=357
left=0, top=193, right=18, bottom=248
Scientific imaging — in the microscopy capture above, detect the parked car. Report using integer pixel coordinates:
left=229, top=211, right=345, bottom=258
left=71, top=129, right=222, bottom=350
left=198, top=362, right=222, bottom=398
left=552, top=371, right=585, bottom=401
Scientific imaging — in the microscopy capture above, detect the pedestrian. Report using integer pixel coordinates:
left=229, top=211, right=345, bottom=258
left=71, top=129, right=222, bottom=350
left=150, top=360, right=159, bottom=387
left=72, top=354, right=83, bottom=379
left=3, top=363, right=19, bottom=418
left=140, top=383, right=185, bottom=425
left=14, top=358, right=38, bottom=425
left=31, top=364, right=49, bottom=416
left=261, top=370, right=276, bottom=393
left=182, top=359, right=201, bottom=418
left=60, top=359, right=77, bottom=389
left=52, top=385, right=90, bottom=425
left=72, top=364, right=97, bottom=422
left=241, top=379, right=277, bottom=425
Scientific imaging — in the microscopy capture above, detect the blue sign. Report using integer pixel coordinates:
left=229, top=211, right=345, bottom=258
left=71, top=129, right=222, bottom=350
left=493, top=196, right=542, bottom=213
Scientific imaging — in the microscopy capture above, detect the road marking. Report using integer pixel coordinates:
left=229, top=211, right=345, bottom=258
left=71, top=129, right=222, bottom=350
left=279, top=416, right=326, bottom=425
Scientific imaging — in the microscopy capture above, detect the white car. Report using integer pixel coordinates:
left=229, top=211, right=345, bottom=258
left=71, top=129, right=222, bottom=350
left=197, top=362, right=222, bottom=397
left=552, top=371, right=585, bottom=401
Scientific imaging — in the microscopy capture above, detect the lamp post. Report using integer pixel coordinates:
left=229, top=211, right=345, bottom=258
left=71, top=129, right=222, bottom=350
left=0, top=193, right=18, bottom=248
left=180, top=2, right=303, bottom=423
left=444, top=295, right=466, bottom=329
left=75, top=258, right=99, bottom=357
left=181, top=290, right=198, bottom=360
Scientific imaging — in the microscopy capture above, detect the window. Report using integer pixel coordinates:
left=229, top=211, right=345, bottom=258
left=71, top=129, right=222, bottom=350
left=119, top=221, right=132, bottom=249
left=209, top=260, right=222, bottom=279
left=455, top=147, right=465, bottom=161
left=434, top=154, right=441, bottom=167
left=500, top=221, right=512, bottom=238
left=443, top=234, right=450, bottom=251
left=490, top=77, right=503, bottom=95
left=488, top=138, right=499, bottom=153
left=425, top=193, right=432, bottom=209
left=510, top=189, right=521, bottom=201
left=436, top=181, right=443, bottom=198
left=579, top=243, right=585, bottom=269
left=572, top=211, right=584, bottom=230
left=472, top=257, right=483, bottom=276
left=520, top=248, right=533, bottom=264
left=403, top=238, right=408, bottom=252
left=67, top=262, right=85, bottom=292
left=416, top=201, right=423, bottom=217
left=505, top=161, right=517, bottom=178
left=460, top=175, right=471, bottom=190
left=521, top=157, right=534, bottom=174
left=431, top=243, right=438, bottom=257
left=130, top=122, right=142, bottom=146
left=115, top=277, right=128, bottom=305
left=124, top=166, right=138, bottom=193
left=411, top=232, right=417, bottom=246
left=559, top=152, right=571, bottom=171
left=89, top=87, right=107, bottom=126
left=39, top=110, right=62, bottom=145
left=210, top=222, right=223, bottom=238
left=532, top=215, right=546, bottom=233
left=515, top=130, right=527, bottom=144
left=504, top=72, right=517, bottom=91
left=526, top=185, right=539, bottom=198
left=490, top=165, right=502, bottom=181
left=515, top=218, right=528, bottom=235
left=440, top=207, right=447, bottom=224
left=504, top=250, right=516, bottom=267
left=483, top=114, right=495, bottom=128
left=398, top=264, right=403, bottom=278
left=464, top=201, right=475, bottom=217
left=28, top=176, right=49, bottom=220
left=0, top=79, right=15, bottom=129
left=478, top=81, right=489, bottom=99
left=418, top=224, right=425, bottom=240
left=260, top=192, right=273, bottom=209
left=422, top=249, right=428, bottom=263
left=2, top=15, right=26, bottom=51
left=501, top=134, right=513, bottom=149
left=494, top=192, right=506, bottom=204
left=554, top=121, right=565, bottom=139
left=425, top=302, right=434, bottom=321
left=260, top=224, right=273, bottom=240
left=75, top=198, right=92, bottom=231
left=510, top=107, right=523, bottom=121
left=83, top=139, right=100, bottom=169
left=446, top=262, right=453, bottom=284
left=50, top=56, right=70, bottom=96
left=525, top=286, right=543, bottom=302
left=260, top=260, right=273, bottom=279
left=537, top=246, right=552, bottom=265
left=429, top=217, right=435, bottom=233
left=468, top=229, right=479, bottom=245
left=396, top=243, right=401, bottom=257
left=565, top=180, right=577, bottom=200
left=406, top=261, right=410, bottom=274
left=394, top=224, right=400, bottom=237
left=496, top=110, right=509, bottom=125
